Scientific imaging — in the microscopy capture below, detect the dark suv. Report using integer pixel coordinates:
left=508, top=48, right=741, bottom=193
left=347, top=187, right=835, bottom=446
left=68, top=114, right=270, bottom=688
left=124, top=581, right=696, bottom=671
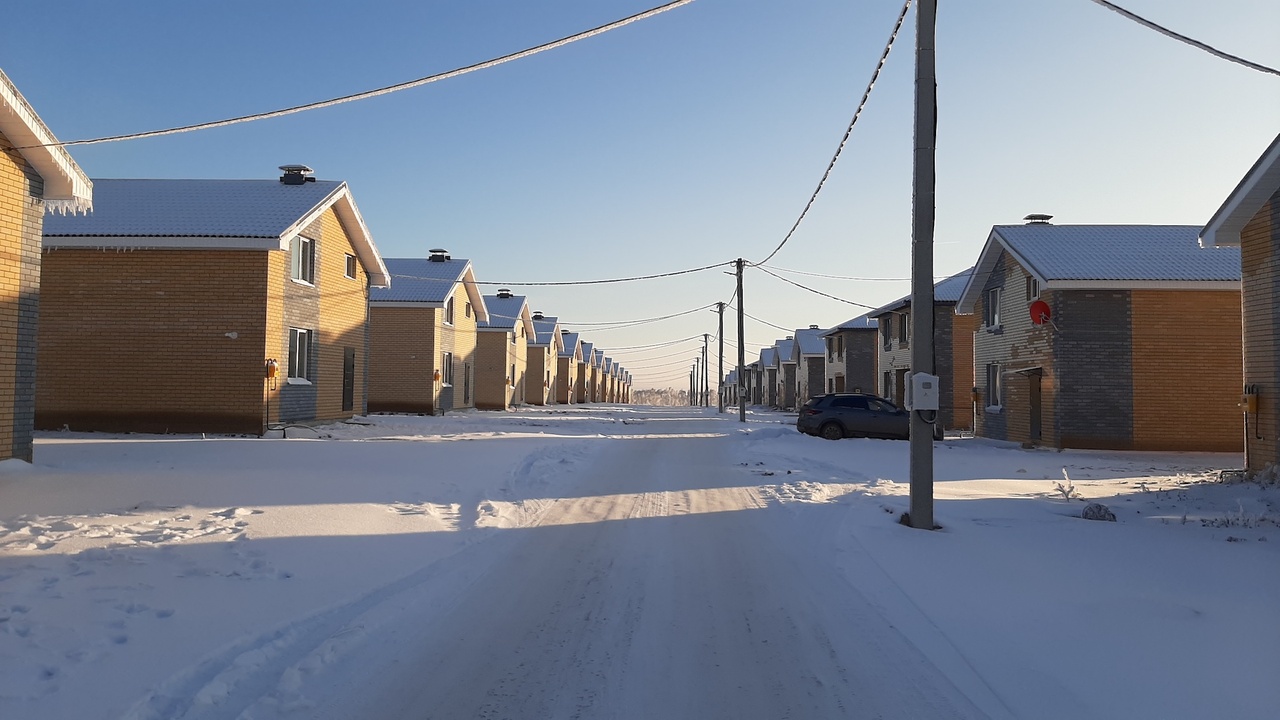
left=796, top=393, right=911, bottom=440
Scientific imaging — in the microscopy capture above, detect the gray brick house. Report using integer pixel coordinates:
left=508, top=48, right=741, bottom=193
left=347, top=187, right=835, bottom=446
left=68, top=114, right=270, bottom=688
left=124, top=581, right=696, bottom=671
left=821, top=313, right=878, bottom=394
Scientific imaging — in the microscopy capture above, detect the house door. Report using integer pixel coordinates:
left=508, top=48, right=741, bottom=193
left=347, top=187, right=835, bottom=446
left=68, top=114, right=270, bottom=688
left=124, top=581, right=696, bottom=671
left=341, top=348, right=355, bottom=412
left=894, top=368, right=908, bottom=407
left=834, top=375, right=845, bottom=393
left=1029, top=370, right=1043, bottom=442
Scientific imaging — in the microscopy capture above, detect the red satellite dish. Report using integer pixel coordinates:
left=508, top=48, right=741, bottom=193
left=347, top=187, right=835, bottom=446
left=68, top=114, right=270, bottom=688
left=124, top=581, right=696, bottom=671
left=1029, top=299, right=1052, bottom=325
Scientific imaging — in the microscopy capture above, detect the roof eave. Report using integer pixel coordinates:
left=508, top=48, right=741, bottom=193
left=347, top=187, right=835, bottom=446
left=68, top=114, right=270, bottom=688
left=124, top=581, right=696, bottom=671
left=0, top=69, right=92, bottom=214
left=1200, top=132, right=1280, bottom=248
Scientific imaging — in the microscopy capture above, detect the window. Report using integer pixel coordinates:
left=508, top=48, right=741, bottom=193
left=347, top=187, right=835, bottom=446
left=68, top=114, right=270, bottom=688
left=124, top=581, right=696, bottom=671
left=984, top=287, right=1002, bottom=328
left=832, top=396, right=869, bottom=410
left=510, top=330, right=516, bottom=345
left=288, top=328, right=313, bottom=381
left=827, top=379, right=834, bottom=393
left=881, top=318, right=892, bottom=350
left=444, top=297, right=455, bottom=325
left=1025, top=276, right=1039, bottom=301
left=441, top=352, right=454, bottom=386
left=899, top=314, right=910, bottom=346
left=465, top=302, right=472, bottom=318
left=883, top=371, right=892, bottom=398
left=985, top=363, right=1002, bottom=409
left=827, top=338, right=835, bottom=361
left=344, top=253, right=357, bottom=279
left=510, top=364, right=516, bottom=387
left=836, top=335, right=844, bottom=359
left=290, top=236, right=315, bottom=284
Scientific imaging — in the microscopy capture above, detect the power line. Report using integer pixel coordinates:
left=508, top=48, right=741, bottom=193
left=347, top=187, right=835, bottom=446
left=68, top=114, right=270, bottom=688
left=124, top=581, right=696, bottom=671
left=741, top=310, right=793, bottom=333
left=567, top=303, right=719, bottom=332
left=1086, top=0, right=1280, bottom=77
left=752, top=264, right=881, bottom=310
left=23, top=0, right=700, bottom=149
left=472, top=260, right=729, bottom=287
left=756, top=265, right=927, bottom=282
left=755, top=0, right=913, bottom=265
left=595, top=335, right=704, bottom=351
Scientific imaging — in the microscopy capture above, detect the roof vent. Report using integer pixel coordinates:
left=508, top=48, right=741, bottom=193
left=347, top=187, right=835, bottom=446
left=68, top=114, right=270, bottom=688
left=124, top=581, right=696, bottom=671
left=279, top=165, right=316, bottom=185
left=786, top=335, right=793, bottom=340
left=497, top=288, right=513, bottom=299
left=809, top=324, right=819, bottom=329
left=560, top=328, right=570, bottom=334
left=1023, top=213, right=1053, bottom=224
left=427, top=248, right=451, bottom=262
left=533, top=311, right=544, bottom=320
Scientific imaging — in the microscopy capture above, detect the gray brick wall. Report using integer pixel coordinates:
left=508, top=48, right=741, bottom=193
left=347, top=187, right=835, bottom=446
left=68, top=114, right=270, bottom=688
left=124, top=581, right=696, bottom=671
left=13, top=161, right=43, bottom=461
left=1055, top=290, right=1133, bottom=449
left=279, top=221, right=321, bottom=423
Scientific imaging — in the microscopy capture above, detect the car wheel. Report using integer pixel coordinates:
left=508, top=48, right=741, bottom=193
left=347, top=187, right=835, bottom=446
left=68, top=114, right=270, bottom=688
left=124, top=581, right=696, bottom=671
left=819, top=422, right=843, bottom=441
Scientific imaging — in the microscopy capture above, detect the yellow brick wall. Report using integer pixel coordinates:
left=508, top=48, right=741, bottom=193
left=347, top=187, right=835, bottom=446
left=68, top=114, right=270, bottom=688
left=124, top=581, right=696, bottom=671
left=314, top=209, right=369, bottom=420
left=1241, top=195, right=1278, bottom=470
left=38, top=249, right=270, bottom=433
left=475, top=329, right=513, bottom=409
left=439, top=282, right=479, bottom=410
left=368, top=306, right=436, bottom=412
left=0, top=131, right=41, bottom=459
left=1130, top=289, right=1243, bottom=452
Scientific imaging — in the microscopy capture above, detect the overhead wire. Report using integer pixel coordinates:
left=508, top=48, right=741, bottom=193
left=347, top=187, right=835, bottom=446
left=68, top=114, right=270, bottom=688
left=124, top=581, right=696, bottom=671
left=1085, top=0, right=1280, bottom=77
left=752, top=264, right=881, bottom=310
left=758, top=265, right=934, bottom=282
left=22, top=0, right=701, bottom=149
left=754, top=0, right=913, bottom=266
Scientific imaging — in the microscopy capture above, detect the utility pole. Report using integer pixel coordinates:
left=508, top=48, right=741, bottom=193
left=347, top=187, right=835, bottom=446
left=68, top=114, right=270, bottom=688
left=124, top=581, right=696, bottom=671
left=717, top=303, right=725, bottom=413
left=908, top=0, right=937, bottom=531
left=701, top=334, right=709, bottom=407
left=736, top=258, right=746, bottom=422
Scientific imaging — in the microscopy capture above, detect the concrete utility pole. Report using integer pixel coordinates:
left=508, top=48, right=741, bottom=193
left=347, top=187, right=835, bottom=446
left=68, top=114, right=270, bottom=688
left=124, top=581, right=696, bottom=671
left=702, top=334, right=710, bottom=407
left=908, top=0, right=937, bottom=531
left=717, top=303, right=725, bottom=413
left=736, top=258, right=746, bottom=422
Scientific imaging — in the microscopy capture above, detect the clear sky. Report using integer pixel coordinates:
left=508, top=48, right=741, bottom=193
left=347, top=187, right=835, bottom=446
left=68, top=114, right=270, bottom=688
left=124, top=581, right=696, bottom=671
left=5, top=0, right=1278, bottom=388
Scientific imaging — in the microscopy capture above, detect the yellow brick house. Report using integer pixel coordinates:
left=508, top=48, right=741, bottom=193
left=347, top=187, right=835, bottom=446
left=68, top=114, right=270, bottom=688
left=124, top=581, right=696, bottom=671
left=39, top=167, right=388, bottom=434
left=557, top=330, right=582, bottom=404
left=957, top=221, right=1241, bottom=451
left=1200, top=132, right=1280, bottom=472
left=475, top=289, right=533, bottom=409
left=0, top=68, right=93, bottom=460
left=368, top=250, right=488, bottom=414
left=526, top=311, right=562, bottom=406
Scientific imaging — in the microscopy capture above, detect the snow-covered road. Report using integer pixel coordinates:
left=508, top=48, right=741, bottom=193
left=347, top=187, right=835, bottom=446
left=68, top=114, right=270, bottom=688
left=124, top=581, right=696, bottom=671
left=3, top=406, right=1275, bottom=720
left=305, top=429, right=984, bottom=719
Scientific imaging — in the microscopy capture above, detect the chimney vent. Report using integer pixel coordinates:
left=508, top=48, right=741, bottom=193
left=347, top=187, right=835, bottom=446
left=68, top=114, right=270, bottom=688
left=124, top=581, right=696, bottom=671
left=533, top=311, right=544, bottom=320
left=1023, top=213, right=1053, bottom=224
left=427, top=248, right=451, bottom=262
left=809, top=324, right=819, bottom=329
left=786, top=335, right=793, bottom=340
left=279, top=165, right=316, bottom=185
left=497, top=288, right=513, bottom=299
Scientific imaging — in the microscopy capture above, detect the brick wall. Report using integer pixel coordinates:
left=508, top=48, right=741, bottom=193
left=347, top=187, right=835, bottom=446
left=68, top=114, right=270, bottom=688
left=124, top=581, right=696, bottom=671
left=38, top=249, right=269, bottom=434
left=526, top=345, right=552, bottom=405
left=439, top=283, right=479, bottom=411
left=799, top=355, right=824, bottom=403
left=556, top=354, right=576, bottom=403
left=949, top=311, right=978, bottom=430
left=0, top=131, right=43, bottom=460
left=1131, top=289, right=1243, bottom=452
left=1055, top=290, right=1134, bottom=449
left=476, top=328, right=524, bottom=409
left=1241, top=193, right=1280, bottom=470
left=368, top=307, right=436, bottom=413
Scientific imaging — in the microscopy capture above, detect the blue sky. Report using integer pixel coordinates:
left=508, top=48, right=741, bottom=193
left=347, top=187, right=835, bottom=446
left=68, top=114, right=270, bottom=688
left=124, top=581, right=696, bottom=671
left=5, top=0, right=1278, bottom=388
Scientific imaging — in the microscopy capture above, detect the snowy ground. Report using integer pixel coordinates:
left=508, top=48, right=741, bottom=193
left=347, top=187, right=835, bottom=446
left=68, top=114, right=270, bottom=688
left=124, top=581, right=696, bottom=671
left=0, top=406, right=1275, bottom=719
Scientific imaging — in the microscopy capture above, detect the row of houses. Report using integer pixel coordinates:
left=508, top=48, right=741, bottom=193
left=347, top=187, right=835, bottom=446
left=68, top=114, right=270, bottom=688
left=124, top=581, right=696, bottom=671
left=730, top=130, right=1280, bottom=473
left=367, top=251, right=631, bottom=416
left=0, top=69, right=630, bottom=461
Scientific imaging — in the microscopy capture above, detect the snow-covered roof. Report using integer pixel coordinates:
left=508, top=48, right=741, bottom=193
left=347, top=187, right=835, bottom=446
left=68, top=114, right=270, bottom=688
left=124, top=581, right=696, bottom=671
left=580, top=341, right=595, bottom=364
left=592, top=349, right=604, bottom=368
left=1201, top=133, right=1280, bottom=248
left=793, top=327, right=826, bottom=357
left=0, top=68, right=92, bottom=214
left=45, top=178, right=390, bottom=286
left=603, top=357, right=614, bottom=374
left=775, top=339, right=796, bottom=365
left=478, top=294, right=533, bottom=337
left=824, top=312, right=878, bottom=335
left=373, top=258, right=485, bottom=317
left=559, top=332, right=582, bottom=360
left=759, top=347, right=777, bottom=367
left=871, top=268, right=974, bottom=316
left=530, top=315, right=562, bottom=351
left=957, top=225, right=1241, bottom=314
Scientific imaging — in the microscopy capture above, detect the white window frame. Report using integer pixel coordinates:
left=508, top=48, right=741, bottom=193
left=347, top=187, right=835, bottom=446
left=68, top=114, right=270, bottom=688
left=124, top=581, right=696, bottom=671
left=984, top=287, right=1002, bottom=328
left=444, top=297, right=455, bottom=326
left=509, top=363, right=516, bottom=388
left=290, top=236, right=316, bottom=285
left=288, top=328, right=313, bottom=383
left=985, top=363, right=1002, bottom=411
left=1025, top=276, right=1039, bottom=301
left=344, top=253, right=357, bottom=280
left=441, top=351, right=454, bottom=386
